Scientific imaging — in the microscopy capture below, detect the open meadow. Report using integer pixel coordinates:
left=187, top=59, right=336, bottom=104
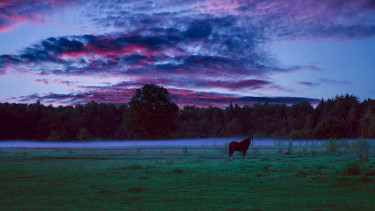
left=1, top=140, right=375, bottom=210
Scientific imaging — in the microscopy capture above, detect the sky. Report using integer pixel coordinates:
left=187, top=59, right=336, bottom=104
left=0, top=0, right=374, bottom=108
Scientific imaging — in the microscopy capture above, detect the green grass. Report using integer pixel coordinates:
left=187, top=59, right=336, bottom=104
left=1, top=147, right=375, bottom=210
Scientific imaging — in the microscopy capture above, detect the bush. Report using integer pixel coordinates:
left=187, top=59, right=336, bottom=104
left=325, top=139, right=339, bottom=154
left=222, top=142, right=229, bottom=154
left=340, top=139, right=350, bottom=153
left=274, top=140, right=283, bottom=148
left=182, top=145, right=188, bottom=155
left=341, top=160, right=374, bottom=176
left=351, top=139, right=370, bottom=161
left=325, top=139, right=350, bottom=154
left=342, top=161, right=362, bottom=175
left=252, top=147, right=259, bottom=155
left=286, top=140, right=293, bottom=155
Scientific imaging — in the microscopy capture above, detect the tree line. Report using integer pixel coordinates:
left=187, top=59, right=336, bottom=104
left=0, top=84, right=374, bottom=141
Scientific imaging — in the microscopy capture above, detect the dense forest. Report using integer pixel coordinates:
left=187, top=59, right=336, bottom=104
left=0, top=85, right=374, bottom=141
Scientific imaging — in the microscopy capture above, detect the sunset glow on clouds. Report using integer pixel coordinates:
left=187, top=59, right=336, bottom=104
left=1, top=0, right=375, bottom=107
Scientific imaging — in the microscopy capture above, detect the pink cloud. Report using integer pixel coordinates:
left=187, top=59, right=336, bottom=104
left=0, top=0, right=81, bottom=33
left=35, top=79, right=49, bottom=85
left=10, top=81, right=318, bottom=108
left=298, top=82, right=319, bottom=87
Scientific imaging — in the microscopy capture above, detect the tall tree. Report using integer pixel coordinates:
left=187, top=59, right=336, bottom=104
left=125, top=84, right=179, bottom=139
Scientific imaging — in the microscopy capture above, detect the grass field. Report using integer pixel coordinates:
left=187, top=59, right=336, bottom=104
left=1, top=143, right=375, bottom=210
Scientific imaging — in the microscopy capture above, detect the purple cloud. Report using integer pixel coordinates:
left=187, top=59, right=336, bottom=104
left=1, top=0, right=374, bottom=107
left=15, top=85, right=319, bottom=108
left=0, top=26, right=285, bottom=95
left=0, top=0, right=82, bottom=33
left=298, top=79, right=350, bottom=87
left=35, top=79, right=49, bottom=85
left=88, top=0, right=375, bottom=40
left=298, top=82, right=319, bottom=87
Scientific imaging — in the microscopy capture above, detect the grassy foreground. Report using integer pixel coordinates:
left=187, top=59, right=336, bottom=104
left=1, top=147, right=375, bottom=210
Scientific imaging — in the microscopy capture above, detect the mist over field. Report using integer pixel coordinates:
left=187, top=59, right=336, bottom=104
left=0, top=138, right=232, bottom=148
left=1, top=138, right=373, bottom=148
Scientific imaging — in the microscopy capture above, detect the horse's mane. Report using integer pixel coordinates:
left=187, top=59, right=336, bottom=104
left=240, top=137, right=253, bottom=144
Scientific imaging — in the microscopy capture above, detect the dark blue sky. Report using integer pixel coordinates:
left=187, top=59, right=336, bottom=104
left=1, top=0, right=374, bottom=107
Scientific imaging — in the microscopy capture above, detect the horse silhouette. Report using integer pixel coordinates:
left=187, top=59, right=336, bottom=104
left=229, top=137, right=253, bottom=160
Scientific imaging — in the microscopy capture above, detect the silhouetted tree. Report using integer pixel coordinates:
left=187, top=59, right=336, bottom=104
left=360, top=102, right=375, bottom=138
left=125, top=84, right=179, bottom=139
left=313, top=117, right=348, bottom=139
left=210, top=107, right=224, bottom=137
left=76, top=128, right=91, bottom=141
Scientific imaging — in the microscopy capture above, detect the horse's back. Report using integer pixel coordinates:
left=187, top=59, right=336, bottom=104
left=229, top=141, right=237, bottom=145
left=229, top=141, right=238, bottom=148
left=230, top=140, right=250, bottom=151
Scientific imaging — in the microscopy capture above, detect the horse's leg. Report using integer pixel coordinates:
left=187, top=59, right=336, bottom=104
left=242, top=151, right=246, bottom=159
left=229, top=143, right=232, bottom=160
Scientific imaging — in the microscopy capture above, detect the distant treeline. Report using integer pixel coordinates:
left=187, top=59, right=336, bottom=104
left=175, top=94, right=375, bottom=140
left=0, top=93, right=375, bottom=141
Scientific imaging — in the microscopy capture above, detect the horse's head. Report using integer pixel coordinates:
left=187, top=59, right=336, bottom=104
left=249, top=136, right=254, bottom=145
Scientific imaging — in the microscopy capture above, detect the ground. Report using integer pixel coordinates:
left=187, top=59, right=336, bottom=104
left=1, top=145, right=375, bottom=210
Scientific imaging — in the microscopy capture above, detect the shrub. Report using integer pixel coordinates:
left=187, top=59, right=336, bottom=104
left=342, top=161, right=362, bottom=176
left=327, top=139, right=350, bottom=155
left=286, top=140, right=293, bottom=155
left=341, top=160, right=373, bottom=176
left=325, top=139, right=339, bottom=154
left=182, top=145, right=188, bottom=155
left=252, top=147, right=259, bottom=155
left=351, top=139, right=370, bottom=161
left=222, top=142, right=229, bottom=154
left=274, top=140, right=283, bottom=148
left=194, top=155, right=201, bottom=163
left=340, top=139, right=350, bottom=153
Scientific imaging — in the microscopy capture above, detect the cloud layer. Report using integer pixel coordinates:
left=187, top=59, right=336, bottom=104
left=1, top=0, right=374, bottom=107
left=0, top=0, right=81, bottom=33
left=15, top=82, right=319, bottom=108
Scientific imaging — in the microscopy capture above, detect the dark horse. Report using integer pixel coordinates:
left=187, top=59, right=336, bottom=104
left=229, top=137, right=253, bottom=160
